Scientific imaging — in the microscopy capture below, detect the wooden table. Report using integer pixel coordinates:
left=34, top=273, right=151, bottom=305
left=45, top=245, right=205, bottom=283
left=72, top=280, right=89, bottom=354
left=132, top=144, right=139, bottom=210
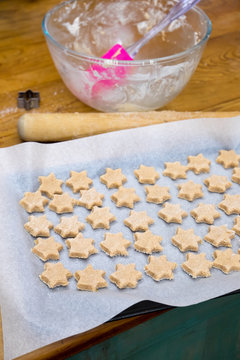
left=0, top=0, right=240, bottom=359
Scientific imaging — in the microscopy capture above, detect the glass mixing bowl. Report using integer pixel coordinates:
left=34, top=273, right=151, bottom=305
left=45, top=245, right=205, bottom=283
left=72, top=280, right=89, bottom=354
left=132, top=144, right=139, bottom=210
left=42, top=0, right=211, bottom=112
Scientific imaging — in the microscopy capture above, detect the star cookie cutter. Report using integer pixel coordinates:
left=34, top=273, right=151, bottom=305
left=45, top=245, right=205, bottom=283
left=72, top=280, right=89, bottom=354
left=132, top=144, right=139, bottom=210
left=17, top=89, right=40, bottom=110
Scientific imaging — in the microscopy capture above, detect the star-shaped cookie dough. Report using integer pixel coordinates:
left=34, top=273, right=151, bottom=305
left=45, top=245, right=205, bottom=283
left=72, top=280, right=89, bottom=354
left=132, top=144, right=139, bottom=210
left=110, top=263, right=142, bottom=289
left=134, top=230, right=163, bottom=254
left=218, top=194, right=240, bottom=215
left=111, top=186, right=140, bottom=208
left=171, top=227, right=202, bottom=252
left=32, top=237, right=63, bottom=261
left=100, top=232, right=131, bottom=257
left=204, top=175, right=232, bottom=193
left=19, top=190, right=49, bottom=213
left=216, top=149, right=240, bottom=169
left=163, top=161, right=188, bottom=180
left=177, top=180, right=203, bottom=201
left=38, top=173, right=63, bottom=199
left=49, top=193, right=77, bottom=214
left=181, top=253, right=213, bottom=278
left=66, top=233, right=98, bottom=259
left=78, top=187, right=104, bottom=210
left=232, top=167, right=240, bottom=184
left=40, top=262, right=72, bottom=288
left=100, top=168, right=127, bottom=188
left=187, top=153, right=211, bottom=174
left=24, top=215, right=53, bottom=237
left=124, top=210, right=154, bottom=231
left=232, top=216, right=240, bottom=236
left=66, top=170, right=93, bottom=192
left=145, top=255, right=177, bottom=281
left=213, top=249, right=240, bottom=274
left=191, top=203, right=220, bottom=224
left=54, top=215, right=85, bottom=238
left=134, top=165, right=160, bottom=184
left=145, top=185, right=171, bottom=204
left=74, top=264, right=108, bottom=291
left=86, top=206, right=116, bottom=229
left=204, top=225, right=235, bottom=248
left=158, top=203, right=187, bottom=224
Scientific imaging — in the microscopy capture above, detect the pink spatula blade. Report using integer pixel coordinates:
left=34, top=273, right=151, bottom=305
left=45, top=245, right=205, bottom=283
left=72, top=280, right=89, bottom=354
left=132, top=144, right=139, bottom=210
left=101, top=43, right=133, bottom=61
left=88, top=44, right=133, bottom=96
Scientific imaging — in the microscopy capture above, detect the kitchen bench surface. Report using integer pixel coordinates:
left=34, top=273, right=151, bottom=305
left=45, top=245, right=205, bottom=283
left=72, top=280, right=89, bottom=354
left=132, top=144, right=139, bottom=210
left=0, top=0, right=240, bottom=359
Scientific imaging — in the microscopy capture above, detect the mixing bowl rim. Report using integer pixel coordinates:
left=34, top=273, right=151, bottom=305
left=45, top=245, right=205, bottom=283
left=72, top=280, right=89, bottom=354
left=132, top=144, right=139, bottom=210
left=42, top=0, right=212, bottom=66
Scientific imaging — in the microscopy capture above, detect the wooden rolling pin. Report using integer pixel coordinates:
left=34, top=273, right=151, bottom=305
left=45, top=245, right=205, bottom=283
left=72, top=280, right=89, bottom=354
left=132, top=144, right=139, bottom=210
left=18, top=111, right=239, bottom=142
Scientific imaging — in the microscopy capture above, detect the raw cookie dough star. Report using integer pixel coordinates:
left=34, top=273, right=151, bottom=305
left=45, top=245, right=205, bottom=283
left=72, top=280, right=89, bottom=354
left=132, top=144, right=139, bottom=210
left=66, top=233, right=98, bottom=259
left=177, top=180, right=203, bottom=201
left=216, top=149, right=240, bottom=168
left=24, top=215, right=53, bottom=237
left=100, top=168, right=127, bottom=188
left=32, top=236, right=63, bottom=261
left=213, top=249, right=240, bottom=274
left=110, top=263, right=142, bottom=289
left=134, top=230, right=163, bottom=254
left=111, top=186, right=140, bottom=208
left=38, top=173, right=63, bottom=199
left=218, top=194, right=240, bottom=215
left=163, top=161, right=188, bottom=180
left=78, top=187, right=104, bottom=210
left=40, top=262, right=72, bottom=288
left=134, top=165, right=160, bottom=184
left=49, top=193, right=77, bottom=214
left=181, top=253, right=213, bottom=278
left=171, top=227, right=202, bottom=252
left=232, top=216, right=240, bottom=236
left=145, top=185, right=171, bottom=204
left=66, top=170, right=93, bottom=192
left=124, top=210, right=154, bottom=231
left=74, top=264, right=108, bottom=291
left=187, top=153, right=211, bottom=174
left=100, top=232, right=131, bottom=257
left=191, top=203, right=220, bottom=224
left=145, top=255, right=177, bottom=281
left=232, top=167, right=240, bottom=184
left=204, top=175, right=232, bottom=193
left=19, top=190, right=49, bottom=213
left=158, top=203, right=187, bottom=224
left=204, top=225, right=235, bottom=247
left=86, top=206, right=116, bottom=229
left=54, top=215, right=85, bottom=238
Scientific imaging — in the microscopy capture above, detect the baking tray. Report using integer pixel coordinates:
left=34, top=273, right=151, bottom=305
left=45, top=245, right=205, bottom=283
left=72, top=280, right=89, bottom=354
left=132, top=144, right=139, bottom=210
left=1, top=116, right=240, bottom=359
left=110, top=289, right=240, bottom=321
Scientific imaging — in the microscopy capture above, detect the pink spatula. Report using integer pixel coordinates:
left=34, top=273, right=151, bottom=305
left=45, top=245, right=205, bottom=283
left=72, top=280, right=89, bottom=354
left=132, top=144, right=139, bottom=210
left=89, top=0, right=201, bottom=96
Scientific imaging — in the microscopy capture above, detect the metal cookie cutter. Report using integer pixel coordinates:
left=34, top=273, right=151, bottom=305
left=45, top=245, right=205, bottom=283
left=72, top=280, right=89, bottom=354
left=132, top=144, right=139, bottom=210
left=17, top=90, right=40, bottom=110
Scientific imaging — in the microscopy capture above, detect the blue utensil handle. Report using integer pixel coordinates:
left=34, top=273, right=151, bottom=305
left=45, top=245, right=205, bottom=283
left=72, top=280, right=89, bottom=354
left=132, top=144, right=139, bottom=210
left=126, top=0, right=201, bottom=58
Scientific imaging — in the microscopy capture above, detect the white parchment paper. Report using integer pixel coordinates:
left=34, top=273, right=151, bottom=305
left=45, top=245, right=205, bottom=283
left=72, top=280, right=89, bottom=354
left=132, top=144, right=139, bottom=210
left=0, top=117, right=240, bottom=359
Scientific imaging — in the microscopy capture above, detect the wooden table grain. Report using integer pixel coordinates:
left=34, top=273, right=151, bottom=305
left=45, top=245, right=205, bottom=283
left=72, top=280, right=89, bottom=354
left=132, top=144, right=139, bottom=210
left=0, top=0, right=240, bottom=148
left=0, top=0, right=240, bottom=359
